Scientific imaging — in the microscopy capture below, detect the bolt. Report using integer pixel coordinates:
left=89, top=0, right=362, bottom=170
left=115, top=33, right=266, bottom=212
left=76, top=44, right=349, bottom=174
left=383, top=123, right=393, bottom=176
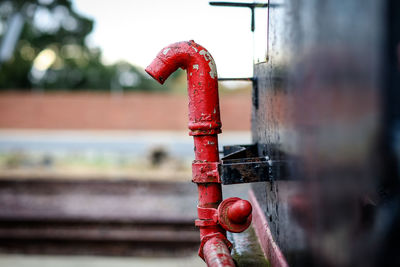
left=227, top=200, right=252, bottom=224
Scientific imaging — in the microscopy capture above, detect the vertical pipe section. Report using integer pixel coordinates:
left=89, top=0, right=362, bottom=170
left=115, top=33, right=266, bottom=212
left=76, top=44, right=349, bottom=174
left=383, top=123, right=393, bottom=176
left=146, top=40, right=234, bottom=267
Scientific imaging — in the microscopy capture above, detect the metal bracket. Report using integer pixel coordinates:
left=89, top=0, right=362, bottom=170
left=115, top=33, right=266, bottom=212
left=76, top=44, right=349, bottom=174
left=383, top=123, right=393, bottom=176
left=209, top=2, right=269, bottom=32
left=219, top=144, right=290, bottom=185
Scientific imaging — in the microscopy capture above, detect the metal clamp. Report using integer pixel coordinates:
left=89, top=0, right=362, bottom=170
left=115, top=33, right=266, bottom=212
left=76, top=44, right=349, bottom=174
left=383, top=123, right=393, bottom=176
left=192, top=161, right=220, bottom=183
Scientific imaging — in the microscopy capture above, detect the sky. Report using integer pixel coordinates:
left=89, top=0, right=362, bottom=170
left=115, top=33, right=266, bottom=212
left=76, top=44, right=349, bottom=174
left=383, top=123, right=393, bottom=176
left=72, top=0, right=256, bottom=79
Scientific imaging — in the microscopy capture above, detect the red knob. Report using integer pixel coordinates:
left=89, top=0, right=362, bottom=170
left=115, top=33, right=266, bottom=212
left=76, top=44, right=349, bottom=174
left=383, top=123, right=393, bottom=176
left=227, top=200, right=252, bottom=224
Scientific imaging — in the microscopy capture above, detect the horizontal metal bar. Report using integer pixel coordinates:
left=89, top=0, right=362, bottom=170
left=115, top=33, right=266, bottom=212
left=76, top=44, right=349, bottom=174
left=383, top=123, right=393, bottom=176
left=222, top=144, right=258, bottom=160
left=209, top=2, right=268, bottom=8
left=218, top=77, right=254, bottom=82
left=220, top=160, right=289, bottom=185
left=220, top=160, right=268, bottom=184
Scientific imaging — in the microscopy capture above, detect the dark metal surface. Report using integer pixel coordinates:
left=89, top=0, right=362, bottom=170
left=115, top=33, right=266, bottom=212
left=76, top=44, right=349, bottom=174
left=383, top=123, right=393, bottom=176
left=222, top=144, right=258, bottom=159
left=220, top=144, right=291, bottom=185
left=375, top=0, right=400, bottom=266
left=221, top=158, right=269, bottom=185
left=250, top=0, right=400, bottom=266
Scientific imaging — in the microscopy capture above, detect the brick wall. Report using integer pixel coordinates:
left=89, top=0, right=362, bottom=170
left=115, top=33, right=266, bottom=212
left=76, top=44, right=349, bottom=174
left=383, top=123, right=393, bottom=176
left=0, top=92, right=251, bottom=131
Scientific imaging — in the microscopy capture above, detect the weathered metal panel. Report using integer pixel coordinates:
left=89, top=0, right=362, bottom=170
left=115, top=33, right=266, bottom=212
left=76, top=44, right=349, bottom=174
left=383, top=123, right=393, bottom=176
left=251, top=0, right=399, bottom=266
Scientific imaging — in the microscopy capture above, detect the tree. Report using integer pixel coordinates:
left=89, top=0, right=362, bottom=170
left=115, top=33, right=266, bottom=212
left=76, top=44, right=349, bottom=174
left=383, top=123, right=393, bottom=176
left=0, top=0, right=166, bottom=91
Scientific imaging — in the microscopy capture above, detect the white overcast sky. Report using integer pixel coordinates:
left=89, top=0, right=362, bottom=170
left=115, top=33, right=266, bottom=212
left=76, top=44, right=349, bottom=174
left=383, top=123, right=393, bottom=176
left=72, top=0, right=255, bottom=78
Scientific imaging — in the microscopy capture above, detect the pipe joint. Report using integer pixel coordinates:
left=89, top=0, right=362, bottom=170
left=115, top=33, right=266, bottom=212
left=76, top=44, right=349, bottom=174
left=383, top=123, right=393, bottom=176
left=198, top=232, right=232, bottom=260
left=195, top=198, right=252, bottom=234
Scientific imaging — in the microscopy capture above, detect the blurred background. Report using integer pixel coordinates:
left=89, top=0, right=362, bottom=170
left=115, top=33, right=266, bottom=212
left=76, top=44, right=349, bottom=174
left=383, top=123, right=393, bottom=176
left=0, top=0, right=255, bottom=266
left=0, top=0, right=254, bottom=179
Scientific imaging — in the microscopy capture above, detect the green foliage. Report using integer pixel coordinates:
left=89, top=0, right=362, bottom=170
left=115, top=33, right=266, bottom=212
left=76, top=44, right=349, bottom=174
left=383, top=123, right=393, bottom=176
left=0, top=0, right=165, bottom=91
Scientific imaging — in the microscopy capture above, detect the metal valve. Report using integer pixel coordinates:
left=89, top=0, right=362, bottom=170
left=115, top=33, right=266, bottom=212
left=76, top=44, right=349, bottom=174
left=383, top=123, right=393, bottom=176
left=216, top=197, right=252, bottom=233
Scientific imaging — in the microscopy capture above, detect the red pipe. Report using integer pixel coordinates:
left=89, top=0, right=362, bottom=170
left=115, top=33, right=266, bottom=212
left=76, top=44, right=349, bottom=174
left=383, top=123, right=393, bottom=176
left=203, top=237, right=236, bottom=267
left=146, top=40, right=251, bottom=266
left=146, top=40, right=221, bottom=136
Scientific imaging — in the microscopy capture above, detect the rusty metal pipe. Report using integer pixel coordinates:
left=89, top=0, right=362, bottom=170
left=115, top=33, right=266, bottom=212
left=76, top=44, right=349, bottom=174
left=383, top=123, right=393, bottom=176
left=203, top=237, right=236, bottom=267
left=145, top=40, right=221, bottom=136
left=146, top=40, right=234, bottom=266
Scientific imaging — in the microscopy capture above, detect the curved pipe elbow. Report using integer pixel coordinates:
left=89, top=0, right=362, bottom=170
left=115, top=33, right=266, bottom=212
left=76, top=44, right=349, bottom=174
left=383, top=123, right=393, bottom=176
left=145, top=40, right=221, bottom=135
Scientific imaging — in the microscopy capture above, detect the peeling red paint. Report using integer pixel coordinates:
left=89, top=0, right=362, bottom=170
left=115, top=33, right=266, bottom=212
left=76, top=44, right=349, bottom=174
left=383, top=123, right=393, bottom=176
left=146, top=40, right=251, bottom=266
left=146, top=40, right=221, bottom=137
left=146, top=40, right=232, bottom=266
left=203, top=237, right=236, bottom=267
